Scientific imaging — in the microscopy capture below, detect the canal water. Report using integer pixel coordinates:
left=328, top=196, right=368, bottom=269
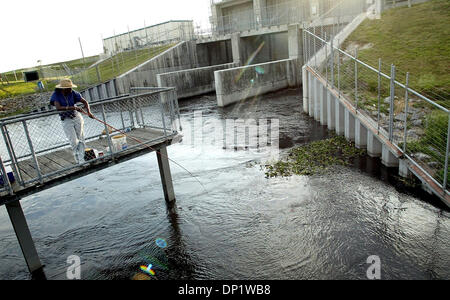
left=0, top=88, right=448, bottom=280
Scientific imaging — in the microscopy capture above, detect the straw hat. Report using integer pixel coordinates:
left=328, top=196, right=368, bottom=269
left=56, top=78, right=77, bottom=89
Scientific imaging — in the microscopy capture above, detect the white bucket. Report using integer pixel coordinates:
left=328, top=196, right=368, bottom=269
left=111, top=135, right=128, bottom=152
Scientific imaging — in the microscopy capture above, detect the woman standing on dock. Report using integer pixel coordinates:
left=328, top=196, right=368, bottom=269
left=50, top=79, right=94, bottom=164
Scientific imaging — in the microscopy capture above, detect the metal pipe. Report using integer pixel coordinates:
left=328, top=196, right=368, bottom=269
left=101, top=104, right=114, bottom=156
left=325, top=32, right=328, bottom=86
left=403, top=72, right=410, bottom=153
left=355, top=48, right=358, bottom=112
left=337, top=39, right=341, bottom=99
left=22, top=121, right=43, bottom=184
left=159, top=95, right=168, bottom=138
left=331, top=37, right=334, bottom=89
left=389, top=64, right=396, bottom=142
left=0, top=155, right=13, bottom=195
left=1, top=124, right=23, bottom=186
left=377, top=58, right=382, bottom=133
left=443, top=115, right=450, bottom=192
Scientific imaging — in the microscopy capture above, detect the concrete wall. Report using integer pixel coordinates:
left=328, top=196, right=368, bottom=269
left=157, top=62, right=238, bottom=99
left=196, top=40, right=233, bottom=67
left=241, top=32, right=289, bottom=64
left=80, top=79, right=119, bottom=101
left=115, top=41, right=198, bottom=95
left=215, top=58, right=299, bottom=107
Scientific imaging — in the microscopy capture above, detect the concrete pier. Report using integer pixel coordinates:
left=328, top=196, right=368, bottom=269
left=367, top=131, right=382, bottom=157
left=308, top=72, right=314, bottom=117
left=382, top=144, right=399, bottom=167
left=327, top=91, right=335, bottom=130
left=5, top=201, right=44, bottom=275
left=320, top=84, right=327, bottom=126
left=335, top=97, right=345, bottom=135
left=156, top=146, right=176, bottom=203
left=344, top=110, right=355, bottom=141
left=355, top=119, right=368, bottom=149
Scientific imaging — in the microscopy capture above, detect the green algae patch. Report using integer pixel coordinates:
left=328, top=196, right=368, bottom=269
left=264, top=135, right=367, bottom=178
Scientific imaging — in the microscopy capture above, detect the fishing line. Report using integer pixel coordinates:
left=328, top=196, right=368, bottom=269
left=79, top=110, right=209, bottom=195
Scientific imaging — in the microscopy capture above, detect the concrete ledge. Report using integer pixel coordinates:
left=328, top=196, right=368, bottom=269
left=157, top=63, right=238, bottom=99
left=382, top=144, right=399, bottom=167
left=215, top=58, right=299, bottom=107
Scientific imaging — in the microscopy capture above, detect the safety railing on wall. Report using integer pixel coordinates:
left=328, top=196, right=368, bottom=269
left=0, top=88, right=180, bottom=195
left=303, top=27, right=450, bottom=193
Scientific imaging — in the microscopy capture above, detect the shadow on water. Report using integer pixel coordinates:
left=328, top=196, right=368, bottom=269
left=352, top=155, right=449, bottom=211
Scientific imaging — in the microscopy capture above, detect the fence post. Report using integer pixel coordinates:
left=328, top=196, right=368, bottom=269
left=403, top=73, right=410, bottom=154
left=0, top=155, right=13, bottom=195
left=377, top=58, right=382, bottom=133
left=22, top=121, right=43, bottom=184
left=101, top=104, right=114, bottom=156
left=355, top=49, right=358, bottom=111
left=389, top=64, right=396, bottom=142
left=443, top=115, right=450, bottom=192
left=331, top=37, right=334, bottom=89
left=1, top=124, right=24, bottom=186
left=159, top=95, right=168, bottom=138
left=337, top=39, right=341, bottom=99
left=325, top=32, right=328, bottom=86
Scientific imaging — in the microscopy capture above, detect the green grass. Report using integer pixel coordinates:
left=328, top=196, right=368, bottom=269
left=0, top=80, right=57, bottom=99
left=342, top=0, right=450, bottom=100
left=71, top=44, right=173, bottom=89
left=1, top=55, right=100, bottom=83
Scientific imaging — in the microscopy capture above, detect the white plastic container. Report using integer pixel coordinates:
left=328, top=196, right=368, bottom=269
left=111, top=135, right=128, bottom=152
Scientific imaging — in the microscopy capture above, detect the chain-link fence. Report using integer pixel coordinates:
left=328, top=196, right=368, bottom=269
left=304, top=26, right=450, bottom=192
left=0, top=88, right=180, bottom=195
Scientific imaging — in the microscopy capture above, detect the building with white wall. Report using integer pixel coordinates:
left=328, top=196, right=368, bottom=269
left=209, top=0, right=336, bottom=34
left=102, top=20, right=194, bottom=55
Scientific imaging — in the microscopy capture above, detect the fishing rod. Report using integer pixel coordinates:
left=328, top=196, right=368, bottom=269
left=79, top=109, right=209, bottom=195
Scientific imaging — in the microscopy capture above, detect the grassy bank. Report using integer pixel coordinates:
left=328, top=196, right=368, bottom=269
left=71, top=44, right=174, bottom=89
left=342, top=0, right=450, bottom=101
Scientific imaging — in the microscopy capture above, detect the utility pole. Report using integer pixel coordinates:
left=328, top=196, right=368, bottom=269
left=78, top=37, right=88, bottom=85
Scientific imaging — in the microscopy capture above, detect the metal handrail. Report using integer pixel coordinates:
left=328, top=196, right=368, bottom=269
left=0, top=88, right=180, bottom=194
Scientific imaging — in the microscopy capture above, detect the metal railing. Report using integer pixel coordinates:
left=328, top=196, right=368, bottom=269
left=0, top=88, right=180, bottom=195
left=304, top=26, right=450, bottom=193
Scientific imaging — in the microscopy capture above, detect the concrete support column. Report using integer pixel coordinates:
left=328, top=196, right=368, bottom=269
left=231, top=33, right=243, bottom=65
left=345, top=110, right=355, bottom=141
left=310, top=0, right=320, bottom=18
left=308, top=72, right=314, bottom=117
left=399, top=159, right=411, bottom=178
left=288, top=24, right=303, bottom=65
left=254, top=0, right=264, bottom=28
left=375, top=0, right=385, bottom=17
left=320, top=84, right=327, bottom=126
left=335, top=98, right=345, bottom=135
left=367, top=131, right=382, bottom=157
left=302, top=66, right=309, bottom=114
left=382, top=144, right=399, bottom=167
left=314, top=78, right=320, bottom=120
left=327, top=91, right=335, bottom=130
left=157, top=146, right=176, bottom=203
left=6, top=200, right=44, bottom=275
left=355, top=119, right=368, bottom=149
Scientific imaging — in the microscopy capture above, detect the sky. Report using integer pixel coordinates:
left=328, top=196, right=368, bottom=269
left=0, top=0, right=212, bottom=73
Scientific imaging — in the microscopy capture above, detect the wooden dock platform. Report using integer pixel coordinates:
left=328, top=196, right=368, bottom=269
left=0, top=127, right=179, bottom=205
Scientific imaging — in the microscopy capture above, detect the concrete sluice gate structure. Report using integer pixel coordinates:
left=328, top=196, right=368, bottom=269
left=1, top=0, right=446, bottom=278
